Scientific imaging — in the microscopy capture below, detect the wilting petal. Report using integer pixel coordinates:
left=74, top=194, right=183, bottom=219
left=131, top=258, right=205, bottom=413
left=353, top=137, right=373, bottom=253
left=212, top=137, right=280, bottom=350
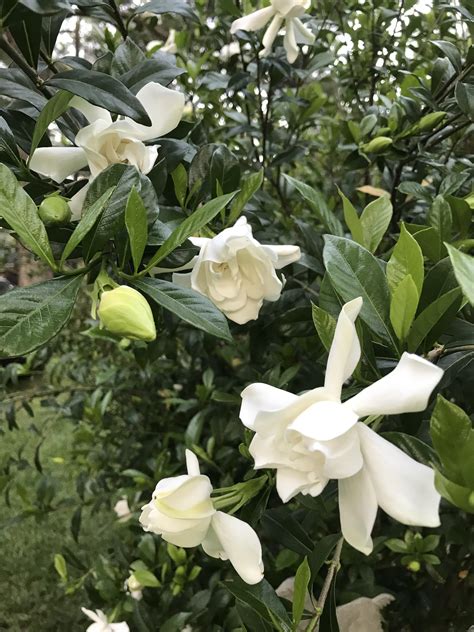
left=262, top=244, right=301, bottom=269
left=70, top=96, right=112, bottom=124
left=231, top=6, right=275, bottom=34
left=124, top=82, right=185, bottom=141
left=324, top=297, right=362, bottom=399
left=357, top=423, right=441, bottom=527
left=240, top=383, right=299, bottom=431
left=202, top=511, right=264, bottom=584
left=293, top=17, right=315, bottom=44
left=261, top=14, right=284, bottom=55
left=288, top=400, right=358, bottom=442
left=346, top=353, right=443, bottom=417
left=283, top=19, right=299, bottom=63
left=29, top=146, right=88, bottom=183
left=338, top=465, right=377, bottom=554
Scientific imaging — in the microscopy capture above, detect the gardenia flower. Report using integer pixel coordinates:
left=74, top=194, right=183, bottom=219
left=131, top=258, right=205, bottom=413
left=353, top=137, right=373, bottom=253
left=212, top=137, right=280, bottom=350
left=240, top=297, right=443, bottom=554
left=172, top=216, right=301, bottom=324
left=113, top=497, right=132, bottom=522
left=81, top=608, right=129, bottom=632
left=29, top=82, right=184, bottom=214
left=139, top=449, right=264, bottom=584
left=230, top=0, right=315, bottom=63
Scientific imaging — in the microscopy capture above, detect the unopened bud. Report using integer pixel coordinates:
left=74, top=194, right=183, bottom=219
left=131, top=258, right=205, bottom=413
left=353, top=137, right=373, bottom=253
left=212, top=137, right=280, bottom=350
left=361, top=137, right=393, bottom=153
left=418, top=111, right=446, bottom=131
left=98, top=286, right=156, bottom=342
left=127, top=573, right=142, bottom=592
left=38, top=194, right=71, bottom=225
left=407, top=560, right=421, bottom=572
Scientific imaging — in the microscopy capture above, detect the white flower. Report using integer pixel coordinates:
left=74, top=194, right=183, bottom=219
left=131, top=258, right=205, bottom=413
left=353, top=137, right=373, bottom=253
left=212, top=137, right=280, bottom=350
left=230, top=0, right=315, bottom=63
left=139, top=449, right=264, bottom=584
left=161, top=29, right=178, bottom=54
left=29, top=82, right=184, bottom=215
left=240, top=297, right=443, bottom=554
left=219, top=41, right=241, bottom=62
left=81, top=608, right=129, bottom=632
left=172, top=216, right=301, bottom=324
left=113, top=497, right=132, bottom=522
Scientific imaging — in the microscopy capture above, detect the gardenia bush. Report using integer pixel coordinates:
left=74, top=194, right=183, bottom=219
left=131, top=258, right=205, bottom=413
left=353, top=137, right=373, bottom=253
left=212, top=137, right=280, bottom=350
left=0, top=0, right=472, bottom=630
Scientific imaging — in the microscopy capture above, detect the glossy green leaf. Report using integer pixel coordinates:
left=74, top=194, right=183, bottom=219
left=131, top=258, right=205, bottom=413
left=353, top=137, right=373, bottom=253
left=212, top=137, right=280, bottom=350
left=407, top=287, right=462, bottom=352
left=390, top=274, right=419, bottom=341
left=359, top=195, right=392, bottom=253
left=224, top=578, right=292, bottom=632
left=133, top=278, right=232, bottom=341
left=111, top=37, right=145, bottom=77
left=434, top=470, right=474, bottom=514
left=228, top=168, right=264, bottom=225
left=0, top=164, right=55, bottom=269
left=455, top=82, right=474, bottom=120
left=323, top=236, right=397, bottom=349
left=29, top=90, right=74, bottom=161
left=386, top=223, right=424, bottom=296
left=133, top=0, right=199, bottom=22
left=0, top=276, right=83, bottom=357
left=338, top=189, right=364, bottom=246
left=125, top=186, right=148, bottom=273
left=311, top=303, right=336, bottom=351
left=293, top=558, right=311, bottom=627
left=445, top=243, right=474, bottom=306
left=171, top=164, right=188, bottom=208
left=285, top=175, right=344, bottom=236
left=428, top=195, right=452, bottom=243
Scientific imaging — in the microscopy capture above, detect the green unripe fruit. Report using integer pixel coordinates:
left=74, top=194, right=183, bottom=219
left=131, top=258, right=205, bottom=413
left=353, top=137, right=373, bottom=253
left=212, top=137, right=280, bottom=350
left=407, top=560, right=421, bottom=572
left=361, top=136, right=393, bottom=153
left=38, top=195, right=71, bottom=225
left=98, top=286, right=156, bottom=342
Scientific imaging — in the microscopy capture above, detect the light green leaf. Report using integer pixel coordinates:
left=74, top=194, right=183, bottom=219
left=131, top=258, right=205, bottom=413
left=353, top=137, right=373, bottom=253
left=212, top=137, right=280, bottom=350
left=171, top=163, right=188, bottom=208
left=133, top=278, right=232, bottom=341
left=434, top=470, right=474, bottom=514
left=61, top=187, right=115, bottom=264
left=0, top=164, right=55, bottom=269
left=428, top=195, right=452, bottom=243
left=54, top=554, right=68, bottom=581
left=360, top=195, right=393, bottom=253
left=323, top=236, right=397, bottom=349
left=407, top=287, right=462, bottom=352
left=311, top=303, right=336, bottom=351
left=386, top=223, right=424, bottom=296
left=28, top=90, right=73, bottom=161
left=228, top=168, right=264, bottom=225
left=293, top=557, right=311, bottom=627
left=144, top=192, right=236, bottom=270
left=133, top=568, right=161, bottom=588
left=338, top=188, right=364, bottom=246
left=390, top=274, right=419, bottom=341
left=0, top=276, right=83, bottom=357
left=284, top=175, right=344, bottom=236
left=125, top=186, right=148, bottom=273
left=445, top=243, right=474, bottom=306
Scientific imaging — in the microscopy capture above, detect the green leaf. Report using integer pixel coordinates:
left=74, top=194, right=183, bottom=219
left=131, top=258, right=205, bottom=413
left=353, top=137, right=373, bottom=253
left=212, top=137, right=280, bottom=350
left=133, top=278, right=232, bottom=341
left=385, top=539, right=408, bottom=553
left=430, top=395, right=474, bottom=489
left=144, top=192, right=236, bottom=269
left=338, top=189, right=364, bottom=246
left=224, top=578, right=292, bottom=632
left=133, top=0, right=200, bottom=22
left=445, top=243, right=474, bottom=306
left=293, top=558, right=311, bottom=627
left=323, top=236, right=397, bottom=349
left=359, top=195, right=393, bottom=253
left=308, top=534, right=341, bottom=580
left=47, top=70, right=151, bottom=125
left=0, top=276, right=83, bottom=357
left=53, top=553, right=68, bottom=581
left=0, top=164, right=55, bottom=268
left=386, top=223, right=424, bottom=296
left=111, top=37, right=145, bottom=76
left=285, top=175, right=344, bottom=236
left=434, top=469, right=474, bottom=514
left=406, top=287, right=462, bottom=352
left=60, top=187, right=115, bottom=264
left=428, top=195, right=452, bottom=243
left=430, top=40, right=462, bottom=72
left=133, top=568, right=161, bottom=588
left=311, top=303, right=336, bottom=351
left=390, top=274, right=419, bottom=341
left=29, top=90, right=73, bottom=161
left=455, top=82, right=474, bottom=120
left=171, top=164, right=188, bottom=208
left=8, top=8, right=42, bottom=67
left=125, top=187, right=148, bottom=273
left=228, top=168, right=264, bottom=225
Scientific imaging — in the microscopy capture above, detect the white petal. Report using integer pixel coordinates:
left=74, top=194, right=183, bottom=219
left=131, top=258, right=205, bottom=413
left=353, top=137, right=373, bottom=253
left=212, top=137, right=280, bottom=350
left=29, top=146, right=88, bottom=183
left=70, top=96, right=112, bottom=124
left=111, top=623, right=130, bottom=632
left=283, top=19, right=299, bottom=63
left=357, top=423, right=441, bottom=527
left=186, top=449, right=201, bottom=476
left=288, top=400, right=358, bottom=441
left=262, top=244, right=301, bottom=269
left=338, top=466, right=377, bottom=555
left=324, top=297, right=362, bottom=398
left=123, top=82, right=184, bottom=141
left=172, top=271, right=193, bottom=289
left=346, top=353, right=444, bottom=417
left=203, top=511, right=264, bottom=584
left=224, top=297, right=264, bottom=324
left=230, top=6, right=275, bottom=33
left=249, top=432, right=289, bottom=469
left=240, top=383, right=299, bottom=431
left=262, top=14, right=284, bottom=52
left=276, top=467, right=315, bottom=501
left=81, top=608, right=102, bottom=623
left=69, top=182, right=90, bottom=220
left=153, top=475, right=213, bottom=514
left=162, top=519, right=212, bottom=547
left=293, top=17, right=315, bottom=44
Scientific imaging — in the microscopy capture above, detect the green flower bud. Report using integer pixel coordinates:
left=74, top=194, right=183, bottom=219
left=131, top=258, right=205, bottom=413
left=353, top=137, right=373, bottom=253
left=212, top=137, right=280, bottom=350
left=407, top=560, right=421, bottom=572
left=38, top=195, right=71, bottom=225
left=98, top=286, right=156, bottom=342
left=127, top=573, right=142, bottom=592
left=418, top=111, right=446, bottom=132
left=361, top=136, right=393, bottom=153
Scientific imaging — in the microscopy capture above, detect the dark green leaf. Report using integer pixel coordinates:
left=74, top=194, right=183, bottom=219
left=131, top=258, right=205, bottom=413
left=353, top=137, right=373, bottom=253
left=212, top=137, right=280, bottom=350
left=284, top=175, right=344, bottom=236
left=133, top=0, right=199, bottom=22
left=228, top=169, right=263, bottom=224
left=407, top=287, right=462, bottom=352
left=29, top=90, right=74, bottom=160
left=224, top=578, right=292, bottom=632
left=293, top=558, right=311, bottom=626
left=125, top=187, right=148, bottom=273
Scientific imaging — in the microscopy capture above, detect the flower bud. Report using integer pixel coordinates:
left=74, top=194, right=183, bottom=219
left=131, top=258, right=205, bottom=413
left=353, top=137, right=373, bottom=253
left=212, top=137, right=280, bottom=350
left=98, top=286, right=156, bottom=342
left=127, top=574, right=142, bottom=592
left=38, top=195, right=71, bottom=225
left=418, top=111, right=446, bottom=132
left=407, top=560, right=421, bottom=572
left=361, top=136, right=393, bottom=153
